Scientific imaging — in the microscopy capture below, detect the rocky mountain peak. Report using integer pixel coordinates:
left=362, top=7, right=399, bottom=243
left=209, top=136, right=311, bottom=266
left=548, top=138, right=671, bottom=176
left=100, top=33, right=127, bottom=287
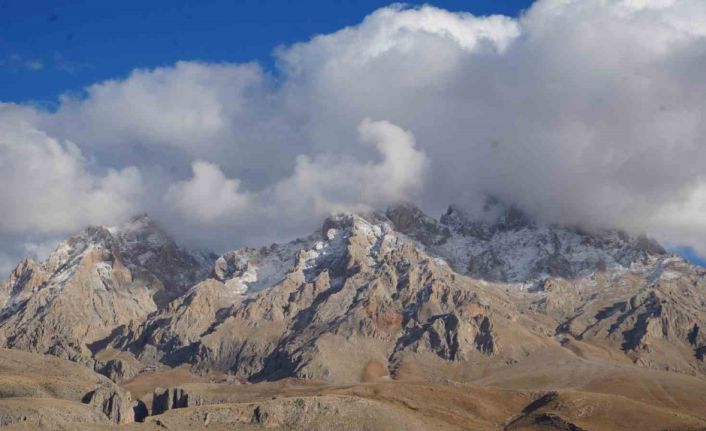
left=382, top=200, right=668, bottom=283
left=207, top=202, right=671, bottom=297
left=212, top=211, right=402, bottom=297
left=440, top=198, right=534, bottom=239
left=105, top=214, right=171, bottom=248
left=0, top=213, right=216, bottom=364
left=385, top=202, right=451, bottom=246
left=30, top=214, right=216, bottom=305
left=113, top=202, right=706, bottom=387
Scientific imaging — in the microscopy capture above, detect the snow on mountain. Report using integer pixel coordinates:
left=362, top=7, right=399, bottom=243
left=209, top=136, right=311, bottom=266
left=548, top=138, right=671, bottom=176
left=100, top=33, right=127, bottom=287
left=4, top=199, right=666, bottom=312
left=210, top=199, right=669, bottom=298
left=101, top=214, right=216, bottom=304
left=211, top=212, right=406, bottom=296
left=0, top=214, right=215, bottom=320
left=388, top=200, right=668, bottom=286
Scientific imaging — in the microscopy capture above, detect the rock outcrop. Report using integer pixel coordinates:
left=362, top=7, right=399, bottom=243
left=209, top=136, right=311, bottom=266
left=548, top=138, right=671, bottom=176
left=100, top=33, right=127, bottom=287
left=152, top=387, right=191, bottom=415
left=82, top=386, right=135, bottom=424
left=0, top=348, right=137, bottom=426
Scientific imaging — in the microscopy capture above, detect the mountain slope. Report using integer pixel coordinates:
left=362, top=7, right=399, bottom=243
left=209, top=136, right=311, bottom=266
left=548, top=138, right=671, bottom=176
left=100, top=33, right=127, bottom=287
left=0, top=348, right=138, bottom=426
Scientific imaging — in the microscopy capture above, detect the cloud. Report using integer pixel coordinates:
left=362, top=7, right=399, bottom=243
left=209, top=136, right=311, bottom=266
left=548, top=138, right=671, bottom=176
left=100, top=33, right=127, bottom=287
left=1, top=55, right=45, bottom=72
left=47, top=62, right=263, bottom=153
left=357, top=118, right=428, bottom=204
left=0, top=253, right=17, bottom=279
left=165, top=160, right=250, bottom=225
left=271, top=119, right=428, bottom=218
left=0, top=104, right=142, bottom=236
left=24, top=61, right=44, bottom=71
left=2, top=0, right=706, bottom=270
left=163, top=119, right=427, bottom=247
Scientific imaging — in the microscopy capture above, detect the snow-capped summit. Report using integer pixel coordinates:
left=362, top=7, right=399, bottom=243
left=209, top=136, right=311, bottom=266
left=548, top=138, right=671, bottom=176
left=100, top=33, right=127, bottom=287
left=208, top=201, right=670, bottom=299
left=212, top=212, right=403, bottom=296
left=25, top=214, right=215, bottom=306
left=103, top=214, right=215, bottom=304
left=385, top=200, right=667, bottom=284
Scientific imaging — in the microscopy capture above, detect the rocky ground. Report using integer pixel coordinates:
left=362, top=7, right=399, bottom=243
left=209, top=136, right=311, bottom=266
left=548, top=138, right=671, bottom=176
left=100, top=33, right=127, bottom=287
left=1, top=200, right=706, bottom=429
left=2, top=347, right=706, bottom=430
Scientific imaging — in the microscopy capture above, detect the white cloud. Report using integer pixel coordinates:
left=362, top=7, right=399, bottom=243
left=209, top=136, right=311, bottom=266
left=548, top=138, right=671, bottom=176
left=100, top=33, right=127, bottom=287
left=357, top=119, right=428, bottom=204
left=42, top=61, right=272, bottom=177
left=24, top=61, right=44, bottom=71
left=164, top=119, right=426, bottom=243
left=165, top=160, right=250, bottom=225
left=272, top=119, right=427, bottom=218
left=0, top=104, right=142, bottom=236
left=3, top=0, right=706, bottom=267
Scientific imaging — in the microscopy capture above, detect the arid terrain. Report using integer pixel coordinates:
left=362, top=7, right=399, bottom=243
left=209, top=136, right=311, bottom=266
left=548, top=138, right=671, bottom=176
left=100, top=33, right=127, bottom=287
left=3, top=346, right=706, bottom=430
left=2, top=201, right=706, bottom=430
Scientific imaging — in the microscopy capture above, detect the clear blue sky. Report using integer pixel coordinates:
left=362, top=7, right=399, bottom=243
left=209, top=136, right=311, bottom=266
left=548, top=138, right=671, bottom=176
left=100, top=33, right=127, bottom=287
left=0, top=0, right=534, bottom=104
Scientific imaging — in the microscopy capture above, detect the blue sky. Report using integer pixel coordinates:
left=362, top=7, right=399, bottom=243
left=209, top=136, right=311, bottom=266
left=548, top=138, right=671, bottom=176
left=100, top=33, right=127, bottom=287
left=1, top=0, right=533, bottom=104
left=671, top=246, right=706, bottom=267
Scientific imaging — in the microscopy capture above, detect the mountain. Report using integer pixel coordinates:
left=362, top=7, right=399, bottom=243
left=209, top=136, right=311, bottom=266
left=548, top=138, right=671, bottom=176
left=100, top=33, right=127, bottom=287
left=0, top=215, right=214, bottom=367
left=1, top=202, right=706, bottom=429
left=117, top=211, right=555, bottom=382
left=105, top=203, right=705, bottom=382
left=388, top=199, right=666, bottom=282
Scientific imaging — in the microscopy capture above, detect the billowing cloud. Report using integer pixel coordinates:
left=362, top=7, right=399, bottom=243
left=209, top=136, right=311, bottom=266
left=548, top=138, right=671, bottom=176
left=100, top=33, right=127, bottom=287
left=49, top=62, right=261, bottom=150
left=0, top=104, right=142, bottom=236
left=271, top=118, right=428, bottom=218
left=165, top=160, right=250, bottom=225
left=164, top=119, right=427, bottom=246
left=357, top=119, right=428, bottom=204
left=2, top=0, right=706, bottom=271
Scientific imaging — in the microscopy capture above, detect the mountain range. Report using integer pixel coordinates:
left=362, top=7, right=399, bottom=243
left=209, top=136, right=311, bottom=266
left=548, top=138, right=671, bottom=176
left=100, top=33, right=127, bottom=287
left=1, top=200, right=706, bottom=430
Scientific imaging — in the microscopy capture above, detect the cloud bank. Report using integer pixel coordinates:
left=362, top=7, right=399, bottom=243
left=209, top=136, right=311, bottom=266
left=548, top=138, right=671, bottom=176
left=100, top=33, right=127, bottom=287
left=2, top=0, right=706, bottom=269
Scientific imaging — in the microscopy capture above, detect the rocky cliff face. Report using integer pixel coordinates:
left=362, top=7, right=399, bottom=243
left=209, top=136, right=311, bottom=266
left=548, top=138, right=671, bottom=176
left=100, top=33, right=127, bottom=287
left=1, top=202, right=705, bottom=386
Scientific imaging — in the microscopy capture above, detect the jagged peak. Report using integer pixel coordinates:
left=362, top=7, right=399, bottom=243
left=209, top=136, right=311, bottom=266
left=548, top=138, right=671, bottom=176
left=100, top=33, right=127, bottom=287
left=385, top=201, right=433, bottom=225
left=438, top=198, right=666, bottom=255
left=41, top=213, right=186, bottom=264
left=11, top=256, right=39, bottom=274
left=103, top=213, right=172, bottom=244
left=5, top=213, right=216, bottom=305
left=216, top=200, right=671, bottom=289
left=441, top=197, right=535, bottom=238
left=322, top=209, right=391, bottom=234
left=211, top=209, right=411, bottom=296
left=385, top=202, right=450, bottom=246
